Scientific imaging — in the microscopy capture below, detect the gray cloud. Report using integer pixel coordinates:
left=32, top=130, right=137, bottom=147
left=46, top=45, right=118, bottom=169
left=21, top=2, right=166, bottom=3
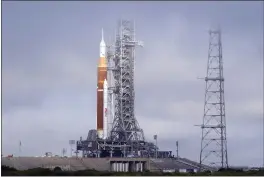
left=2, top=1, right=263, bottom=167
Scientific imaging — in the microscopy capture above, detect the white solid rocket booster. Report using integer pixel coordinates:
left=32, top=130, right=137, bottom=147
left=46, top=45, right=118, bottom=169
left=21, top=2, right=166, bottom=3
left=103, top=79, right=108, bottom=139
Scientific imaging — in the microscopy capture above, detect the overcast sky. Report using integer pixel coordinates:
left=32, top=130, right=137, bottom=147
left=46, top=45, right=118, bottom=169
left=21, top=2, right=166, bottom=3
left=2, top=1, right=263, bottom=167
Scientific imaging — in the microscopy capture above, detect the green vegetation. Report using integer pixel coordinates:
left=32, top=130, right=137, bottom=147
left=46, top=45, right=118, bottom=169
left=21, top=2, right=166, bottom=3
left=2, top=165, right=264, bottom=176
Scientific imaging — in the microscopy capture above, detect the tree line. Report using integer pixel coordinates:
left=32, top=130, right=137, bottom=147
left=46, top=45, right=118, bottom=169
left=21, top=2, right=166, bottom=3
left=2, top=165, right=264, bottom=176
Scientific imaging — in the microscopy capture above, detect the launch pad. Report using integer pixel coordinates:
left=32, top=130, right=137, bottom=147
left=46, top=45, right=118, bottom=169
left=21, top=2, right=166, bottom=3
left=76, top=19, right=173, bottom=159
left=76, top=130, right=172, bottom=158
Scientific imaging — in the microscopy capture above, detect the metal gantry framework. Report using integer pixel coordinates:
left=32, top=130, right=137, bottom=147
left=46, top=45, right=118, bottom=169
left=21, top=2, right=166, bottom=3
left=110, top=19, right=145, bottom=144
left=106, top=42, right=116, bottom=139
left=199, top=29, right=228, bottom=169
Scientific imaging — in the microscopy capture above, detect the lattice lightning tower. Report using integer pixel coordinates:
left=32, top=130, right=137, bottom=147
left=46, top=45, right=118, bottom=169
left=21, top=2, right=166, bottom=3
left=110, top=19, right=145, bottom=143
left=199, top=29, right=228, bottom=169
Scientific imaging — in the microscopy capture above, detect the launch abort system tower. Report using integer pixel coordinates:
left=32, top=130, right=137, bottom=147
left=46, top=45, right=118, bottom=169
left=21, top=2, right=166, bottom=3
left=199, top=28, right=228, bottom=169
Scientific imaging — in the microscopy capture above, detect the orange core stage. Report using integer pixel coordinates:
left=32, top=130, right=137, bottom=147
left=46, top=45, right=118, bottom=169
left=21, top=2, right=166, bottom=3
left=97, top=57, right=107, bottom=135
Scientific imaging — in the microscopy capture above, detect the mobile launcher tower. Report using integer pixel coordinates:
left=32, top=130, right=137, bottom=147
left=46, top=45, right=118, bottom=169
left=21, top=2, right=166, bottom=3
left=76, top=19, right=172, bottom=158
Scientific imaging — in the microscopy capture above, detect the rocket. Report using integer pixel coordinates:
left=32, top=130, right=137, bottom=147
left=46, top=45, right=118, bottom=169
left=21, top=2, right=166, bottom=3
left=97, top=28, right=108, bottom=139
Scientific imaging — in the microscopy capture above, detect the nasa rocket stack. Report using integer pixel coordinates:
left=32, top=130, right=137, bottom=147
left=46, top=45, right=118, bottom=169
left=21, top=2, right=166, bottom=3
left=97, top=29, right=108, bottom=139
